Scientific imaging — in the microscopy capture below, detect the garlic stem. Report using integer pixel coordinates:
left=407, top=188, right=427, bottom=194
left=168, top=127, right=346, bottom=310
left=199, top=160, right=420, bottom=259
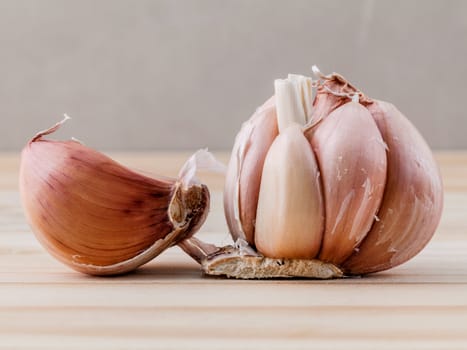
left=287, top=74, right=314, bottom=122
left=274, top=79, right=307, bottom=131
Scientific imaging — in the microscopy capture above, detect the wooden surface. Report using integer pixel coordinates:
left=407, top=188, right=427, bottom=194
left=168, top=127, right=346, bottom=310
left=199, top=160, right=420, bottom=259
left=1, top=151, right=467, bottom=349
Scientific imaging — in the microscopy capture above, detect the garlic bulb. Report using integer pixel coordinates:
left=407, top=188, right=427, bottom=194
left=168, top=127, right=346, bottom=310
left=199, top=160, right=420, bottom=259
left=222, top=68, right=443, bottom=277
left=20, top=117, right=214, bottom=275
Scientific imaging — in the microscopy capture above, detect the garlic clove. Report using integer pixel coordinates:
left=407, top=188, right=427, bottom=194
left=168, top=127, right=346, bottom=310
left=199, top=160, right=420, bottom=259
left=254, top=123, right=324, bottom=259
left=223, top=97, right=278, bottom=245
left=342, top=101, right=444, bottom=274
left=20, top=118, right=210, bottom=275
left=308, top=101, right=387, bottom=265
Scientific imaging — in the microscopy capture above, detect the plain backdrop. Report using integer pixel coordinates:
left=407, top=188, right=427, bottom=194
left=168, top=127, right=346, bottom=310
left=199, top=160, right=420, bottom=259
left=0, top=0, right=465, bottom=151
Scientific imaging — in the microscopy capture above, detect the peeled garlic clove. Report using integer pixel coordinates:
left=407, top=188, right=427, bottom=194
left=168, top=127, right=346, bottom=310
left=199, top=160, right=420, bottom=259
left=20, top=118, right=210, bottom=275
left=223, top=97, right=278, bottom=245
left=307, top=101, right=387, bottom=264
left=255, top=123, right=324, bottom=259
left=343, top=101, right=444, bottom=274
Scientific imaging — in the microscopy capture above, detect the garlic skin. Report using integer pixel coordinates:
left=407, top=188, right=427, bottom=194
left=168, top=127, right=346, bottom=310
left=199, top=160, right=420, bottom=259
left=223, top=97, right=278, bottom=245
left=255, top=123, right=324, bottom=258
left=343, top=100, right=444, bottom=274
left=308, top=101, right=387, bottom=264
left=20, top=119, right=210, bottom=275
left=223, top=69, right=444, bottom=277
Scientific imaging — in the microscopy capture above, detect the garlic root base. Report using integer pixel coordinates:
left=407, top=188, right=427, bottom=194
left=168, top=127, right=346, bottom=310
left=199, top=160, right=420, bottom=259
left=203, top=252, right=344, bottom=279
left=179, top=238, right=343, bottom=279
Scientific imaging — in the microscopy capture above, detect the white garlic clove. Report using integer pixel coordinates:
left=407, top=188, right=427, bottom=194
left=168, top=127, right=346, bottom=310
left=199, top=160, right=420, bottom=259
left=308, top=101, right=387, bottom=265
left=254, top=123, right=324, bottom=259
left=223, top=97, right=278, bottom=245
left=343, top=101, right=444, bottom=274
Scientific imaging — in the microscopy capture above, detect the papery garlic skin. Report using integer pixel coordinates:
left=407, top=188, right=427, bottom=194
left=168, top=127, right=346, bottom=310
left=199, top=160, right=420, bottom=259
left=223, top=97, right=278, bottom=245
left=308, top=101, right=387, bottom=264
left=343, top=101, right=444, bottom=274
left=20, top=120, right=210, bottom=275
left=255, top=123, right=324, bottom=258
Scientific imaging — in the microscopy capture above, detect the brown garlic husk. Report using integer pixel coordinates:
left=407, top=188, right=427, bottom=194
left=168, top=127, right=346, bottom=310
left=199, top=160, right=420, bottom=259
left=20, top=118, right=211, bottom=275
left=342, top=100, right=444, bottom=274
left=188, top=67, right=443, bottom=279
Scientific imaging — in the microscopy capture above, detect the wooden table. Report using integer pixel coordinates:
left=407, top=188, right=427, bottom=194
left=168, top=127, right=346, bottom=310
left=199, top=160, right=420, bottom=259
left=1, top=151, right=466, bottom=349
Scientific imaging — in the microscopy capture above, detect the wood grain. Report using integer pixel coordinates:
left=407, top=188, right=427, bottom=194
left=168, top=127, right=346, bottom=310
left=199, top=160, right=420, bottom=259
left=1, top=152, right=467, bottom=349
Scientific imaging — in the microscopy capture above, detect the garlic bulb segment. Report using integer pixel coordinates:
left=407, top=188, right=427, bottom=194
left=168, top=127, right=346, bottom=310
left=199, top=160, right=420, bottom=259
left=19, top=118, right=210, bottom=275
left=254, top=123, right=324, bottom=259
left=308, top=101, right=387, bottom=264
left=223, top=97, right=278, bottom=245
left=343, top=101, right=444, bottom=274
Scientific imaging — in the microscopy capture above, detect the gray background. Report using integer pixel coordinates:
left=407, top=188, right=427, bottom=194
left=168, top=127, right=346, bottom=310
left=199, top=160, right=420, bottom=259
left=0, top=0, right=465, bottom=151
